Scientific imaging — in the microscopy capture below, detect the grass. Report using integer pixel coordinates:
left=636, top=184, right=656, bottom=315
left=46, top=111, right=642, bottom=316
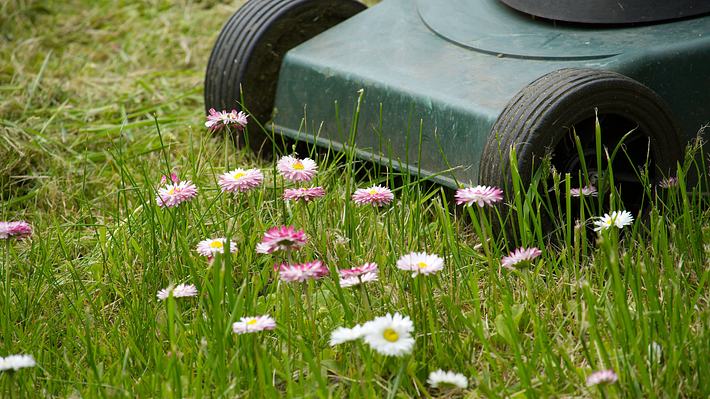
left=2, top=0, right=710, bottom=397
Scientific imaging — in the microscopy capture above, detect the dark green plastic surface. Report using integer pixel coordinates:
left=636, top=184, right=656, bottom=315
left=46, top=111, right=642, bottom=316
left=272, top=0, right=710, bottom=187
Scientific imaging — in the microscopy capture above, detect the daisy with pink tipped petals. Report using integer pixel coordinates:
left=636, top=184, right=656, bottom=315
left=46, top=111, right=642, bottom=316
left=156, top=177, right=198, bottom=208
left=455, top=185, right=503, bottom=207
left=196, top=238, right=238, bottom=258
left=275, top=260, right=329, bottom=282
left=396, top=252, right=444, bottom=277
left=157, top=283, right=198, bottom=300
left=351, top=185, right=394, bottom=207
left=501, top=247, right=542, bottom=270
left=570, top=185, right=598, bottom=197
left=340, top=272, right=378, bottom=288
left=232, top=315, right=276, bottom=334
left=659, top=176, right=678, bottom=189
left=338, top=262, right=378, bottom=278
left=205, top=108, right=248, bottom=132
left=0, top=221, right=32, bottom=240
left=283, top=187, right=326, bottom=202
left=586, top=369, right=618, bottom=386
left=218, top=168, right=263, bottom=193
left=277, top=155, right=318, bottom=182
left=256, top=226, right=307, bottom=254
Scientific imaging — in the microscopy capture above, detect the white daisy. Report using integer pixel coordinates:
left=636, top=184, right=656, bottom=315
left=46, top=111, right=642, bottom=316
left=427, top=369, right=468, bottom=389
left=396, top=252, right=444, bottom=277
left=361, top=313, right=414, bottom=357
left=196, top=237, right=238, bottom=257
left=593, top=210, right=634, bottom=232
left=0, top=354, right=36, bottom=371
left=339, top=272, right=379, bottom=288
left=232, top=315, right=276, bottom=334
left=157, top=283, right=198, bottom=300
left=329, top=325, right=366, bottom=346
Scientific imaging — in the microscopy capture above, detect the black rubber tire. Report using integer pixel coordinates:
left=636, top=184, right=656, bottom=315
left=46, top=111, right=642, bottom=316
left=204, top=0, right=366, bottom=153
left=479, top=68, right=682, bottom=199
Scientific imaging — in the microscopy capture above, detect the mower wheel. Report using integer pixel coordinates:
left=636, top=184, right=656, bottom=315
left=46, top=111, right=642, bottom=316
left=204, top=0, right=366, bottom=153
left=479, top=68, right=682, bottom=210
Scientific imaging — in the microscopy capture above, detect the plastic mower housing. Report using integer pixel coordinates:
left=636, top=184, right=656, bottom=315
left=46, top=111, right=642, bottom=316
left=205, top=0, right=710, bottom=195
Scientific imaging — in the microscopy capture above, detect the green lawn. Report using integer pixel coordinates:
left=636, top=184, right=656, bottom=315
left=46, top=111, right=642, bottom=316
left=1, top=0, right=709, bottom=397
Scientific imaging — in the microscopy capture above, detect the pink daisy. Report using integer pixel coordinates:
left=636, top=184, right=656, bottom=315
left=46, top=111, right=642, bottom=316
left=283, top=187, right=326, bottom=202
left=275, top=260, right=329, bottom=282
left=0, top=221, right=32, bottom=240
left=586, top=369, right=618, bottom=386
left=340, top=272, right=378, bottom=288
left=157, top=283, right=198, bottom=300
left=232, top=315, right=276, bottom=334
left=276, top=155, right=318, bottom=182
left=255, top=226, right=307, bottom=254
left=338, top=262, right=378, bottom=278
left=570, top=185, right=598, bottom=197
left=658, top=176, right=678, bottom=189
left=396, top=252, right=444, bottom=277
left=156, top=179, right=198, bottom=208
left=205, top=108, right=248, bottom=132
left=455, top=185, right=504, bottom=207
left=196, top=237, right=238, bottom=258
left=218, top=168, right=264, bottom=193
left=351, top=185, right=394, bottom=207
left=501, top=247, right=542, bottom=270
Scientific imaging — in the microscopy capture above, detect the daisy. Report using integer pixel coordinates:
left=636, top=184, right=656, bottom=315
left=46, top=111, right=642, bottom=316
left=232, top=315, right=276, bottom=334
left=329, top=325, right=366, bottom=346
left=427, top=369, right=468, bottom=389
left=338, top=262, right=378, bottom=278
left=586, top=369, right=618, bottom=386
left=283, top=187, right=326, bottom=202
left=648, top=341, right=663, bottom=364
left=351, top=185, right=394, bottom=206
left=218, top=168, right=263, bottom=193
left=593, top=210, right=634, bottom=232
left=361, top=313, right=415, bottom=357
left=340, top=272, right=379, bottom=288
left=157, top=283, right=198, bottom=300
left=0, top=354, right=36, bottom=371
left=455, top=185, right=503, bottom=207
left=501, top=247, right=542, bottom=270
left=396, top=252, right=444, bottom=277
left=276, top=155, right=317, bottom=182
left=156, top=180, right=198, bottom=208
left=658, top=176, right=678, bottom=189
left=256, top=226, right=307, bottom=254
left=570, top=185, right=598, bottom=197
left=275, top=260, right=329, bottom=282
left=0, top=221, right=32, bottom=240
left=205, top=108, right=248, bottom=132
left=196, top=237, right=238, bottom=258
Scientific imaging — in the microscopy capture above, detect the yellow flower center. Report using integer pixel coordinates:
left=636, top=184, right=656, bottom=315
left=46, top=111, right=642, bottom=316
left=383, top=328, right=399, bottom=342
left=417, top=261, right=428, bottom=269
left=167, top=188, right=175, bottom=195
left=247, top=319, right=257, bottom=325
left=293, top=161, right=305, bottom=170
left=233, top=172, right=245, bottom=179
left=368, top=189, right=378, bottom=195
left=210, top=241, right=224, bottom=249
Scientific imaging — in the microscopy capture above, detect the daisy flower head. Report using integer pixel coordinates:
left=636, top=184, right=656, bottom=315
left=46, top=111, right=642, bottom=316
left=586, top=369, right=618, bottom=386
left=205, top=108, right=248, bottom=132
left=256, top=226, right=307, bottom=254
left=0, top=354, right=36, bottom=371
left=361, top=313, right=415, bottom=357
left=427, top=369, right=468, bottom=389
left=593, top=210, right=634, bottom=232
left=351, top=185, right=394, bottom=207
left=338, top=262, right=378, bottom=278
left=275, top=260, right=329, bottom=283
left=218, top=168, right=263, bottom=193
left=501, top=247, right=542, bottom=270
left=329, top=324, right=366, bottom=346
left=156, top=179, right=198, bottom=208
left=570, top=185, right=598, bottom=197
left=658, top=176, right=678, bottom=189
left=196, top=237, right=238, bottom=258
left=157, top=283, right=198, bottom=301
left=232, top=315, right=276, bottom=334
left=276, top=155, right=317, bottom=182
left=455, top=185, right=503, bottom=207
left=340, top=272, right=379, bottom=288
left=396, top=252, right=444, bottom=277
left=0, top=221, right=32, bottom=240
left=283, top=187, right=326, bottom=202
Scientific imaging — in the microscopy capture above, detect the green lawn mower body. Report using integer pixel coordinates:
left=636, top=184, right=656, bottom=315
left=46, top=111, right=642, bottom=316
left=205, top=0, right=710, bottom=190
